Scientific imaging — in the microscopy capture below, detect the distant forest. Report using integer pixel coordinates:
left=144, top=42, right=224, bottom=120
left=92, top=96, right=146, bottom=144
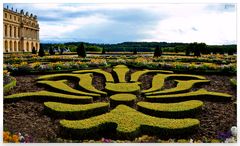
left=41, top=42, right=237, bottom=54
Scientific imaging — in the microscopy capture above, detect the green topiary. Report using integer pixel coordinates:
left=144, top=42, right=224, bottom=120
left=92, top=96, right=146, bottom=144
left=130, top=69, right=173, bottom=82
left=38, top=47, right=45, bottom=57
left=77, top=43, right=86, bottom=58
left=60, top=105, right=200, bottom=139
left=110, top=94, right=137, bottom=107
left=142, top=74, right=206, bottom=93
left=73, top=69, right=114, bottom=82
left=137, top=100, right=203, bottom=118
left=146, top=88, right=232, bottom=102
left=105, top=82, right=141, bottom=93
left=145, top=79, right=210, bottom=95
left=44, top=102, right=109, bottom=119
left=4, top=76, right=17, bottom=94
left=37, top=80, right=101, bottom=97
left=113, top=65, right=129, bottom=83
left=4, top=90, right=93, bottom=103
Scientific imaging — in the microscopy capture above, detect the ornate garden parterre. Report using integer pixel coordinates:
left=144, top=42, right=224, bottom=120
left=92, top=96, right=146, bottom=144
left=4, top=65, right=232, bottom=139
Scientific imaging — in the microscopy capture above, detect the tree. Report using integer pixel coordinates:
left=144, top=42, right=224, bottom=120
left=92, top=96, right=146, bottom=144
left=49, top=47, right=55, bottom=55
left=32, top=47, right=37, bottom=54
left=102, top=47, right=106, bottom=54
left=60, top=48, right=64, bottom=55
left=133, top=48, right=137, bottom=55
left=38, top=47, right=45, bottom=57
left=154, top=45, right=162, bottom=57
left=77, top=43, right=86, bottom=57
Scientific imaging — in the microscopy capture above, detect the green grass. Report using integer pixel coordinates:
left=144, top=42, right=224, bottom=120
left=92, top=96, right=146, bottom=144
left=44, top=102, right=109, bottom=119
left=145, top=80, right=210, bottom=95
left=130, top=69, right=173, bottom=82
left=4, top=76, right=17, bottom=93
left=105, top=82, right=141, bottom=93
left=112, top=65, right=129, bottom=83
left=60, top=105, right=200, bottom=139
left=4, top=90, right=93, bottom=103
left=73, top=69, right=114, bottom=82
left=146, top=88, right=232, bottom=102
left=142, top=74, right=207, bottom=93
left=37, top=80, right=101, bottom=97
left=137, top=100, right=203, bottom=118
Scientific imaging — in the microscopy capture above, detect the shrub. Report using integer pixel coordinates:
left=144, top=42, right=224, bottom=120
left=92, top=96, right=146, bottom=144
left=37, top=73, right=107, bottom=95
left=110, top=94, right=136, bottom=107
left=44, top=102, right=109, bottom=119
left=60, top=105, right=200, bottom=139
left=112, top=65, right=129, bottom=83
left=37, top=80, right=101, bottom=97
left=146, top=88, right=232, bottom=102
left=105, top=82, right=140, bottom=94
left=154, top=46, right=162, bottom=57
left=77, top=43, right=86, bottom=58
left=145, top=79, right=210, bottom=95
left=4, top=90, right=93, bottom=103
left=4, top=76, right=16, bottom=94
left=137, top=100, right=203, bottom=118
left=130, top=70, right=173, bottom=82
left=32, top=47, right=37, bottom=54
left=142, top=74, right=206, bottom=93
left=73, top=69, right=114, bottom=82
left=49, top=47, right=55, bottom=55
left=38, top=47, right=45, bottom=57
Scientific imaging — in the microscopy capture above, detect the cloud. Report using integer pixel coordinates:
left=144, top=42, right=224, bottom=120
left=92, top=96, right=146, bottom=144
left=3, top=3, right=236, bottom=45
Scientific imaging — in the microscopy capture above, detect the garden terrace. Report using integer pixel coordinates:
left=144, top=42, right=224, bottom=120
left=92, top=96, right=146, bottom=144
left=3, top=64, right=236, bottom=142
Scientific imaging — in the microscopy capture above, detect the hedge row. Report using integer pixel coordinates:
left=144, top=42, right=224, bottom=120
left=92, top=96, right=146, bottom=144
left=142, top=74, right=207, bottom=93
left=145, top=79, right=210, bottom=95
left=4, top=76, right=17, bottom=93
left=73, top=69, right=114, bottom=82
left=60, top=105, right=200, bottom=140
left=105, top=82, right=141, bottom=94
left=130, top=69, right=173, bottom=82
left=110, top=94, right=137, bottom=107
left=4, top=90, right=93, bottom=104
left=38, top=73, right=107, bottom=95
left=112, top=65, right=129, bottom=83
left=44, top=102, right=109, bottom=119
left=146, top=89, right=232, bottom=102
left=37, top=80, right=101, bottom=97
left=137, top=100, right=203, bottom=118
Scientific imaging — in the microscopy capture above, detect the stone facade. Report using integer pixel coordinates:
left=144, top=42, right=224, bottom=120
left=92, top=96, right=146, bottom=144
left=3, top=7, right=40, bottom=53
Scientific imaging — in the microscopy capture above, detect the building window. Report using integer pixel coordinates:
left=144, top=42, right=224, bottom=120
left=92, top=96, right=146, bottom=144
left=5, top=25, right=7, bottom=37
left=10, top=15, right=12, bottom=19
left=14, top=16, right=16, bottom=21
left=5, top=13, right=7, bottom=18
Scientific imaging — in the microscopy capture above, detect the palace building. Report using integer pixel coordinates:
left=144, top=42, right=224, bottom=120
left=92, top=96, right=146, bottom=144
left=3, top=6, right=40, bottom=53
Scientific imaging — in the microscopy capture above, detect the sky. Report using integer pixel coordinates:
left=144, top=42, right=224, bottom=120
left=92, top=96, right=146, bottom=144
left=3, top=3, right=237, bottom=45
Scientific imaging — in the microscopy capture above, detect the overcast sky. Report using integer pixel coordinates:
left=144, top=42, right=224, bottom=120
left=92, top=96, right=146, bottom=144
left=4, top=3, right=236, bottom=45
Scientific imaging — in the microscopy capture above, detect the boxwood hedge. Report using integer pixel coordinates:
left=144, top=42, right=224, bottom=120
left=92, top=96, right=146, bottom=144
left=146, top=89, right=232, bottom=102
left=145, top=80, right=210, bottom=95
left=73, top=69, right=114, bottom=82
left=60, top=105, right=200, bottom=139
left=105, top=82, right=141, bottom=94
left=130, top=69, right=173, bottom=82
left=4, top=90, right=93, bottom=103
left=112, top=65, right=129, bottom=83
left=110, top=94, right=137, bottom=107
left=44, top=102, right=109, bottom=119
left=137, top=100, right=203, bottom=118
left=37, top=80, right=101, bottom=97
left=142, top=74, right=207, bottom=93
left=4, top=76, right=17, bottom=93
